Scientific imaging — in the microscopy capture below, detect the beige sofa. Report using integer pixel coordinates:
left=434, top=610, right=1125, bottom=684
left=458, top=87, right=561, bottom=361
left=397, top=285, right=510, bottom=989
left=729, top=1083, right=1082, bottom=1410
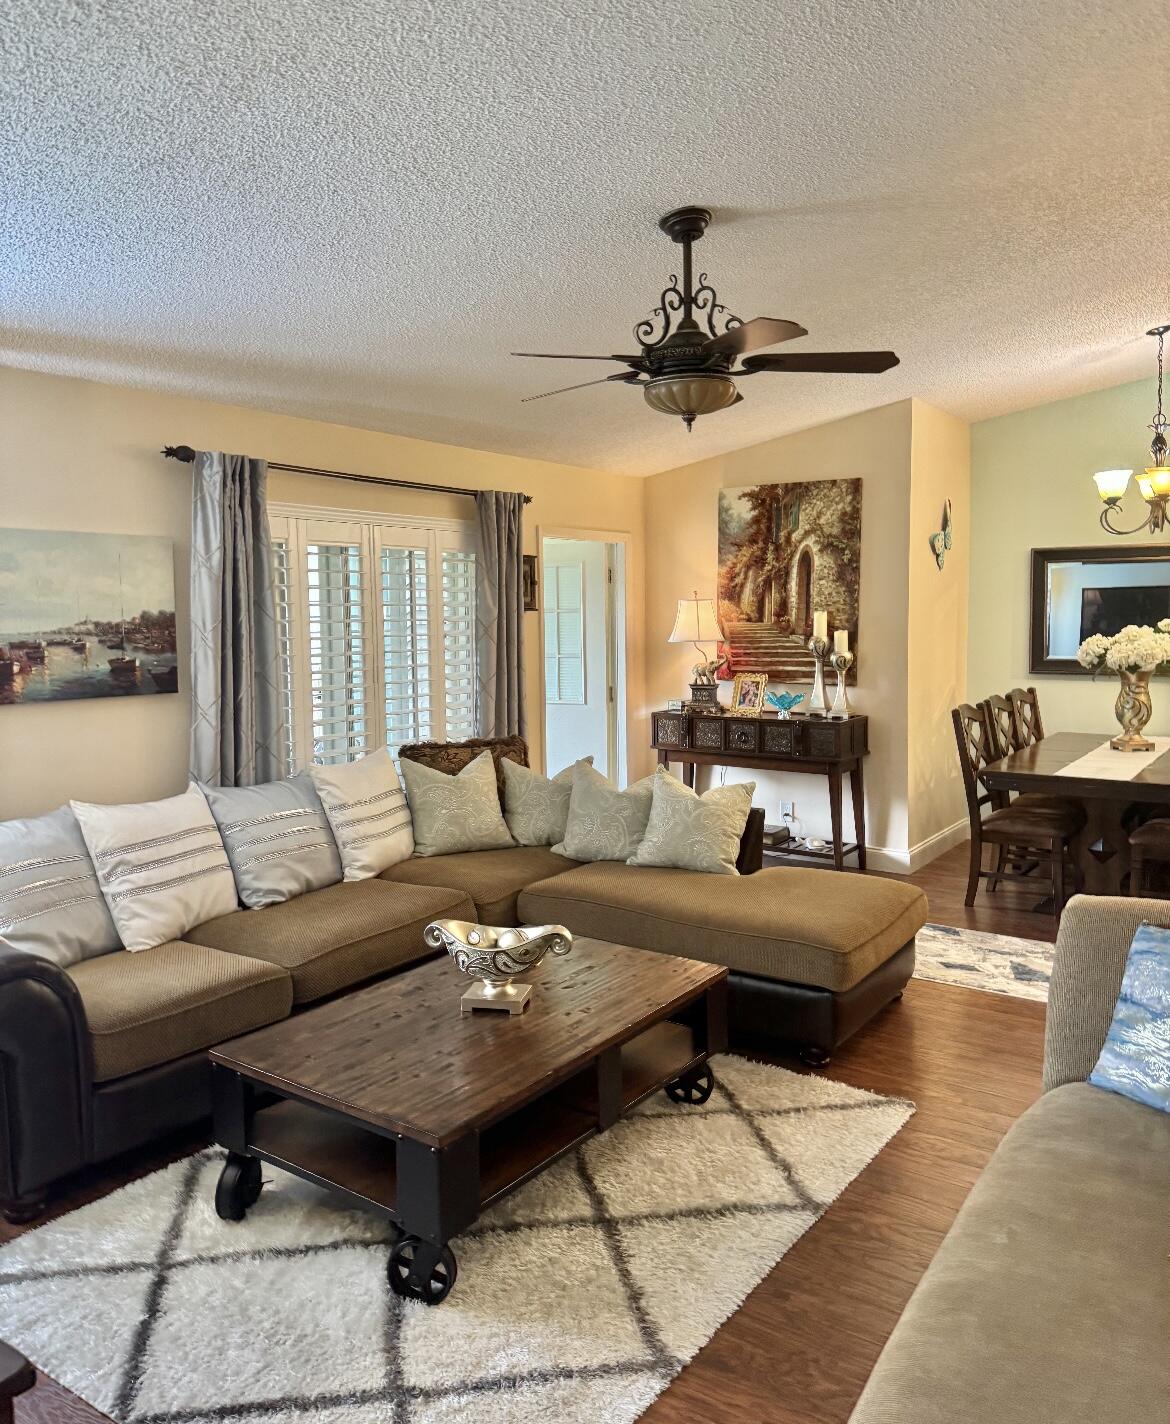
left=848, top=894, right=1170, bottom=1424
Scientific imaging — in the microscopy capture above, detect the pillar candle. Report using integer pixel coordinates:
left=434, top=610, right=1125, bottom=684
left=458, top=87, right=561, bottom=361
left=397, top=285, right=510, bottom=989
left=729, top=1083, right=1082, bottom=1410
left=812, top=610, right=828, bottom=641
left=834, top=629, right=849, bottom=654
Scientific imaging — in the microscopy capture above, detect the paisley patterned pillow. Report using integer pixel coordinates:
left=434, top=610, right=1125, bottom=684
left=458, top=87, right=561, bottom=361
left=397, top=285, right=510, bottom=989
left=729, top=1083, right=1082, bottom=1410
left=501, top=756, right=593, bottom=846
left=552, top=763, right=656, bottom=863
left=400, top=750, right=516, bottom=857
left=1089, top=922, right=1170, bottom=1113
left=628, top=770, right=756, bottom=876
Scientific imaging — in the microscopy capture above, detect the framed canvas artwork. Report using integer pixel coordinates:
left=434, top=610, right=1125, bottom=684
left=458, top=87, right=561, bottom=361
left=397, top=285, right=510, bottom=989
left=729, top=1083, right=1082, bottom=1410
left=0, top=528, right=177, bottom=706
left=717, top=479, right=862, bottom=683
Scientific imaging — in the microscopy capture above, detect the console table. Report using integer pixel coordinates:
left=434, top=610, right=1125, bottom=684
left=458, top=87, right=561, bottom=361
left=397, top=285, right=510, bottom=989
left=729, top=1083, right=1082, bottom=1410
left=651, top=708, right=869, bottom=871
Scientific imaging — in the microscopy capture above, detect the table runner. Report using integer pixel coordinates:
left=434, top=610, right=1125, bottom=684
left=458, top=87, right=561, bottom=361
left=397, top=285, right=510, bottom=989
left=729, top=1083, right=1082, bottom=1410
left=1053, top=737, right=1170, bottom=781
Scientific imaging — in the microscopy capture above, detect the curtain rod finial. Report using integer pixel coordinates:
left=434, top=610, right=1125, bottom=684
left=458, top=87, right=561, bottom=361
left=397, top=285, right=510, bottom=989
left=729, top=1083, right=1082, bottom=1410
left=162, top=445, right=197, bottom=463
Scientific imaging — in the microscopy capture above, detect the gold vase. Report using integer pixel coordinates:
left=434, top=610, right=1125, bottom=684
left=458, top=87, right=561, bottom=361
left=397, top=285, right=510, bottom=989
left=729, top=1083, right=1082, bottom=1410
left=1111, top=668, right=1155, bottom=751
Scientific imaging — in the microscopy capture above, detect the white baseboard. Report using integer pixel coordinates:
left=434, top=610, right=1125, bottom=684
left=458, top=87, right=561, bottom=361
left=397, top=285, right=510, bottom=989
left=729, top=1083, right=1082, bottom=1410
left=863, top=819, right=969, bottom=876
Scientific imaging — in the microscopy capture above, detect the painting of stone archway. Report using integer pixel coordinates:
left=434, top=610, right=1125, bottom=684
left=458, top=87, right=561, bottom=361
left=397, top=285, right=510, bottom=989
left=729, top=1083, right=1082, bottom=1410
left=716, top=479, right=862, bottom=683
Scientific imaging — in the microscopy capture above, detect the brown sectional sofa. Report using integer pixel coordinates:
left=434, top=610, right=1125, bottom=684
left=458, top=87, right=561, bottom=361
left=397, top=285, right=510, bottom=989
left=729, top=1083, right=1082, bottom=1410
left=0, top=745, right=926, bottom=1221
left=848, top=894, right=1170, bottom=1424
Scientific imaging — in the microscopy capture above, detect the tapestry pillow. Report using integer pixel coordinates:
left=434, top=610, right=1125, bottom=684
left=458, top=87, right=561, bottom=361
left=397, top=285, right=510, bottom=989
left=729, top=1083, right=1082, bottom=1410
left=71, top=784, right=237, bottom=952
left=202, top=773, right=342, bottom=909
left=1088, top=921, right=1170, bottom=1113
left=400, top=749, right=516, bottom=857
left=308, top=752, right=414, bottom=881
left=501, top=755, right=593, bottom=846
left=552, top=763, right=656, bottom=863
left=0, top=805, right=121, bottom=967
left=628, top=770, right=756, bottom=876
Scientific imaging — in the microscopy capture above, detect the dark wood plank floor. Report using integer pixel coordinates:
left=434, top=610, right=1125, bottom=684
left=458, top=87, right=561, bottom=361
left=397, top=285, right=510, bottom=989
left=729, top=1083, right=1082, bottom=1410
left=7, top=842, right=1050, bottom=1424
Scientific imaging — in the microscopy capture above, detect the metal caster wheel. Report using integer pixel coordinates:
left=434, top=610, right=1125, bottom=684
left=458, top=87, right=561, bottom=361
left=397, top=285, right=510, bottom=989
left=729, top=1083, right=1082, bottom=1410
left=215, top=1153, right=263, bottom=1221
left=388, top=1237, right=458, bottom=1305
left=665, top=1064, right=715, bottom=1105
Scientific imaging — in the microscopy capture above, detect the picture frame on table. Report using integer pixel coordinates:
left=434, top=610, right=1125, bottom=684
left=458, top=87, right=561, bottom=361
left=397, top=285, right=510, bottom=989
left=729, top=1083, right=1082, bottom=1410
left=728, top=671, right=768, bottom=717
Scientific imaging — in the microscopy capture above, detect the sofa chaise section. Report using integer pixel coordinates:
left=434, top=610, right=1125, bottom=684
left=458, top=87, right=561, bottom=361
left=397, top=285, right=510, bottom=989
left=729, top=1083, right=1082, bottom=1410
left=518, top=863, right=927, bottom=1061
left=185, top=879, right=475, bottom=1003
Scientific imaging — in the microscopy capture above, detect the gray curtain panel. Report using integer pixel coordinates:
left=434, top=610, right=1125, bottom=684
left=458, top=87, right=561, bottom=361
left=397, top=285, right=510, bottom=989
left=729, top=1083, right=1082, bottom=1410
left=474, top=489, right=526, bottom=738
left=190, top=451, right=285, bottom=786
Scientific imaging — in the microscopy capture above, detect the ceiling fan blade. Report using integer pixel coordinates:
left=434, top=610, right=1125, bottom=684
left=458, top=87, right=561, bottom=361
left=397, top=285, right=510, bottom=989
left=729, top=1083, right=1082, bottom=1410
left=512, top=352, right=646, bottom=364
left=702, top=318, right=808, bottom=357
left=713, top=392, right=745, bottom=410
left=740, top=350, right=900, bottom=374
left=521, top=372, right=643, bottom=403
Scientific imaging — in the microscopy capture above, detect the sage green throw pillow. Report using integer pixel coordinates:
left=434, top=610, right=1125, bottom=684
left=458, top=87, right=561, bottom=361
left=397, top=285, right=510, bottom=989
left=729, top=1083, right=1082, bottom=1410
left=400, top=750, right=515, bottom=857
left=628, top=769, right=756, bottom=875
left=552, top=763, right=656, bottom=862
left=501, top=756, right=593, bottom=847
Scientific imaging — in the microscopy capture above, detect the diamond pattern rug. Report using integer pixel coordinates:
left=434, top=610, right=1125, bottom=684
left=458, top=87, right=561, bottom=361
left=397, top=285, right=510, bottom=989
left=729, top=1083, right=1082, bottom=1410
left=914, top=922, right=1053, bottom=1001
left=0, top=1055, right=912, bottom=1424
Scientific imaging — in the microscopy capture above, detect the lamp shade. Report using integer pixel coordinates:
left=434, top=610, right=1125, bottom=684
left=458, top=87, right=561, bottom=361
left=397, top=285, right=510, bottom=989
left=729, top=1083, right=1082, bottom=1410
left=1093, top=469, right=1132, bottom=502
left=668, top=595, right=722, bottom=645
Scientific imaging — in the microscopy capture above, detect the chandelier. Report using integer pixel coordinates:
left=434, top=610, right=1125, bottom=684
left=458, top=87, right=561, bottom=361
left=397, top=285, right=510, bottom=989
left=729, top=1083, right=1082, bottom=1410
left=1093, top=324, right=1170, bottom=535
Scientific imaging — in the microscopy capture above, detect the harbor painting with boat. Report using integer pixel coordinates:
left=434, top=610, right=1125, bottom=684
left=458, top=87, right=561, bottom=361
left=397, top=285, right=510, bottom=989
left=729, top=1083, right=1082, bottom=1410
left=0, top=528, right=177, bottom=705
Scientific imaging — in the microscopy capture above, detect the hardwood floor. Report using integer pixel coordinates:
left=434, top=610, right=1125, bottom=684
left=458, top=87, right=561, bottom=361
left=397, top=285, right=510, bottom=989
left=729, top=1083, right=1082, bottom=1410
left=7, top=842, right=1050, bottom=1424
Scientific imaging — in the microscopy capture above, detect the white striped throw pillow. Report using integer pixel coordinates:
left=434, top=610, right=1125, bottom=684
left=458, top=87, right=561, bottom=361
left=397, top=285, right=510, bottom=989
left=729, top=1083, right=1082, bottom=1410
left=309, top=751, right=414, bottom=881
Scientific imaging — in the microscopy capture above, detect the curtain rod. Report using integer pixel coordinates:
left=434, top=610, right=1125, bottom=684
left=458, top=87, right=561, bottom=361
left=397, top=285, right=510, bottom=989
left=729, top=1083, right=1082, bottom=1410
left=160, top=445, right=532, bottom=505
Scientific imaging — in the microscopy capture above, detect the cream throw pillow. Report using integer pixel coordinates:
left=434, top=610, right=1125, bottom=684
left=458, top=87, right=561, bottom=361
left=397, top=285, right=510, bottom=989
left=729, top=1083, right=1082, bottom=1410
left=628, top=769, right=756, bottom=875
left=71, top=784, right=237, bottom=952
left=400, top=749, right=515, bottom=857
left=552, top=763, right=656, bottom=862
left=309, top=752, right=414, bottom=881
left=501, top=756, right=593, bottom=846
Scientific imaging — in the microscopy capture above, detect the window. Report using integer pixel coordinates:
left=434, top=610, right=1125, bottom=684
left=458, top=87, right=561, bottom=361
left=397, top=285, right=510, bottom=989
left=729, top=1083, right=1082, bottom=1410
left=269, top=508, right=476, bottom=770
left=544, top=562, right=585, bottom=704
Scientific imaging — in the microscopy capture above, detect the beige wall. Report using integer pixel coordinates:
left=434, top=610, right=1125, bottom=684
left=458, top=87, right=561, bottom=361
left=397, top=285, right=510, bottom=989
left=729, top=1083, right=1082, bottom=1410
left=907, top=400, right=970, bottom=853
left=0, top=366, right=646, bottom=820
left=969, top=377, right=1159, bottom=733
left=645, top=401, right=916, bottom=863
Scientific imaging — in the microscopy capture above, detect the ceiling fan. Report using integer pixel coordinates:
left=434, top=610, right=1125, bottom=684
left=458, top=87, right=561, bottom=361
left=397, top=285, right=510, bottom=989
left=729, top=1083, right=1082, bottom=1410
left=513, top=206, right=899, bottom=431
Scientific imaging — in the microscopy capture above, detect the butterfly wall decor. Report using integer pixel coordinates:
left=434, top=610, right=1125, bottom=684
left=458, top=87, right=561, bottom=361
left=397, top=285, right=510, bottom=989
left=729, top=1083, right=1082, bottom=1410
left=929, top=500, right=953, bottom=570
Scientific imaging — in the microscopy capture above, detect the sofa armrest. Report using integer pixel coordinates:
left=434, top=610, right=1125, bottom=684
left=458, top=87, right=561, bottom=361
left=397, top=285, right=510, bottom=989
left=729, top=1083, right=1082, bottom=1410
left=736, top=808, right=765, bottom=875
left=1043, top=893, right=1168, bottom=1092
left=0, top=941, right=93, bottom=1210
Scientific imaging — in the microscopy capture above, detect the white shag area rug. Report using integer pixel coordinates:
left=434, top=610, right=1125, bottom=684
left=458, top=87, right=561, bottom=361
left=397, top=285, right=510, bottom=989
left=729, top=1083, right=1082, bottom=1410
left=914, top=922, right=1053, bottom=1001
left=0, top=1055, right=911, bottom=1424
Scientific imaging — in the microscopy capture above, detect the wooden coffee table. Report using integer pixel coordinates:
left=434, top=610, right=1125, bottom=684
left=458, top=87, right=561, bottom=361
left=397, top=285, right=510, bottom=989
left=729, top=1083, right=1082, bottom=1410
left=209, top=937, right=727, bottom=1304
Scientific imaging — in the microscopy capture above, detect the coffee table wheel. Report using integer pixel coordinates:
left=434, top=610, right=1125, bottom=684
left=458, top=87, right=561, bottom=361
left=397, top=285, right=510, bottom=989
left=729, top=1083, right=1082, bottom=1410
left=665, top=1064, right=715, bottom=1105
left=388, top=1236, right=457, bottom=1305
left=215, top=1152, right=263, bottom=1222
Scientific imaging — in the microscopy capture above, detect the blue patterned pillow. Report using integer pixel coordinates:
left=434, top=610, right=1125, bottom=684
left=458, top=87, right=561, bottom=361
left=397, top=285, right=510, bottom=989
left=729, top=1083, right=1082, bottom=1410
left=1089, top=922, right=1170, bottom=1113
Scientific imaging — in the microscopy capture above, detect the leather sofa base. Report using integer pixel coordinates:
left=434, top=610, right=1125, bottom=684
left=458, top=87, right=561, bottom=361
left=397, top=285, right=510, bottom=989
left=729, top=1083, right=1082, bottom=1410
left=727, top=939, right=915, bottom=1062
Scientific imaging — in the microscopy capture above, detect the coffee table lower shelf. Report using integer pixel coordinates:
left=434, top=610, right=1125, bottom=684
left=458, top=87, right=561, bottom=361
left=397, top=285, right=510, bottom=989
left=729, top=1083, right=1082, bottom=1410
left=210, top=1010, right=725, bottom=1305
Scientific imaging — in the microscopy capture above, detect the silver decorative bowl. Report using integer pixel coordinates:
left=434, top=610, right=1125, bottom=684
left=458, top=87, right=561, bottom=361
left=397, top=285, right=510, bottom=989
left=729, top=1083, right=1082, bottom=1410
left=424, top=919, right=573, bottom=1015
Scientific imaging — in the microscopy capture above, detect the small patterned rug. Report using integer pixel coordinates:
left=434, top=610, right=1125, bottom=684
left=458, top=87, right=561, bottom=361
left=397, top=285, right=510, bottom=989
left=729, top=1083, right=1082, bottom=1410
left=914, top=922, right=1053, bottom=1001
left=0, top=1057, right=911, bottom=1424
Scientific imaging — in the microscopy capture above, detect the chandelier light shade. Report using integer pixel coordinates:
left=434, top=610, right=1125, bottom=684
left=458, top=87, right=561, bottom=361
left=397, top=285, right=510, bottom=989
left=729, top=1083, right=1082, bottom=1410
left=643, top=374, right=739, bottom=430
left=668, top=592, right=722, bottom=651
left=1096, top=324, right=1170, bottom=535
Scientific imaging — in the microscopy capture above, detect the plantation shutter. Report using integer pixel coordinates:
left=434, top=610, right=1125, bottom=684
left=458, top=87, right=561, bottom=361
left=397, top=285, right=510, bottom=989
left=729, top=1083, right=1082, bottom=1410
left=270, top=533, right=297, bottom=775
left=441, top=545, right=477, bottom=742
left=380, top=542, right=432, bottom=759
left=305, top=531, right=369, bottom=765
left=544, top=562, right=585, bottom=704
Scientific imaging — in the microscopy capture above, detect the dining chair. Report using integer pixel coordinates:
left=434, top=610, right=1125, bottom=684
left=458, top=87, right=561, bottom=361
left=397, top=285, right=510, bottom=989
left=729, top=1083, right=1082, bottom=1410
left=953, top=704, right=1085, bottom=918
left=1128, top=819, right=1170, bottom=896
left=1008, top=687, right=1045, bottom=747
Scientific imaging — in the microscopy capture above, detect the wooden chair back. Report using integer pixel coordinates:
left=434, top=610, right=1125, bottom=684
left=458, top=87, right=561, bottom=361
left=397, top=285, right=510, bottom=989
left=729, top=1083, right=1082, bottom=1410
left=1009, top=686, right=1045, bottom=747
left=952, top=704, right=1000, bottom=827
left=982, top=694, right=1022, bottom=758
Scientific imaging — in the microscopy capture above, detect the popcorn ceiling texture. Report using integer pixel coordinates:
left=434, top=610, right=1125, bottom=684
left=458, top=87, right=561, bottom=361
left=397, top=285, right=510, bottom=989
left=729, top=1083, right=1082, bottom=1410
left=2, top=1, right=1166, bottom=475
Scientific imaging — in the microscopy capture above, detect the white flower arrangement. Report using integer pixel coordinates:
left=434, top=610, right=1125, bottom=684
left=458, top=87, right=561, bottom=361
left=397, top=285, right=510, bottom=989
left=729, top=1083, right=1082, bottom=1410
left=1077, top=623, right=1170, bottom=674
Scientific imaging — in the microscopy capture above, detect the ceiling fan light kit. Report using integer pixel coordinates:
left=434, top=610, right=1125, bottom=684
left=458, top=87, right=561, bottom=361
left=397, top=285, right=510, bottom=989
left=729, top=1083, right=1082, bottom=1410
left=513, top=205, right=899, bottom=431
left=1093, top=324, right=1170, bottom=535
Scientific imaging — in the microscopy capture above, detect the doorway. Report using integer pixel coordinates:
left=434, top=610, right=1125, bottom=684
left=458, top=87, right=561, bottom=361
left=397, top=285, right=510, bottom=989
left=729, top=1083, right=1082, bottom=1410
left=795, top=547, right=814, bottom=635
left=541, top=535, right=627, bottom=785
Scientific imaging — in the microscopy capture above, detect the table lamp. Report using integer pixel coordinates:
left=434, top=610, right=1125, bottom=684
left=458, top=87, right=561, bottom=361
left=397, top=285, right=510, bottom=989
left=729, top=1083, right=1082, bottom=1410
left=669, top=591, right=723, bottom=708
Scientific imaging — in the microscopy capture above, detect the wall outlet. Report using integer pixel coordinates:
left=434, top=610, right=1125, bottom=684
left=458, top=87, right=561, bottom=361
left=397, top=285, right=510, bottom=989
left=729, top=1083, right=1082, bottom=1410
left=780, top=801, right=795, bottom=820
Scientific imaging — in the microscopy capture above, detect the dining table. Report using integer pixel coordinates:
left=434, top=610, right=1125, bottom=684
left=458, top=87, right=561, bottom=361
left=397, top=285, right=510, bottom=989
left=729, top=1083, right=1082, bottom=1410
left=983, top=731, right=1170, bottom=896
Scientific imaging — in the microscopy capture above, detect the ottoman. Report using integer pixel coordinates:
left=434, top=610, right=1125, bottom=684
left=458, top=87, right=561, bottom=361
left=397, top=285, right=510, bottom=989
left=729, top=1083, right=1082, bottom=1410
left=517, top=863, right=928, bottom=1063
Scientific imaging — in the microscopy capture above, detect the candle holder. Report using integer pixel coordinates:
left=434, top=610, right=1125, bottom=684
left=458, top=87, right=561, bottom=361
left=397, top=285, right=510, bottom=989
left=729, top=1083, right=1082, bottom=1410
left=807, top=636, right=830, bottom=715
left=830, top=650, right=854, bottom=718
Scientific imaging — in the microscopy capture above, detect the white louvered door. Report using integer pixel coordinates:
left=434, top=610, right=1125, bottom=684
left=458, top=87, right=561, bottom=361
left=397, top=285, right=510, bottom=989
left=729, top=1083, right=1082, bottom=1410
left=271, top=509, right=477, bottom=772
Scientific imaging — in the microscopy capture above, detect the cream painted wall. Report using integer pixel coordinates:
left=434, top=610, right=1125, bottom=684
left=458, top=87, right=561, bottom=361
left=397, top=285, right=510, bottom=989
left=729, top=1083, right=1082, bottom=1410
left=0, top=366, right=646, bottom=820
left=907, top=400, right=970, bottom=854
left=969, top=378, right=1159, bottom=733
left=645, top=401, right=915, bottom=863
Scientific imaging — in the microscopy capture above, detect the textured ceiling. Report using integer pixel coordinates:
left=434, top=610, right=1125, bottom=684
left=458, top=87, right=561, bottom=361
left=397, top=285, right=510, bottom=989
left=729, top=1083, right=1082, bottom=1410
left=2, top=1, right=1167, bottom=476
